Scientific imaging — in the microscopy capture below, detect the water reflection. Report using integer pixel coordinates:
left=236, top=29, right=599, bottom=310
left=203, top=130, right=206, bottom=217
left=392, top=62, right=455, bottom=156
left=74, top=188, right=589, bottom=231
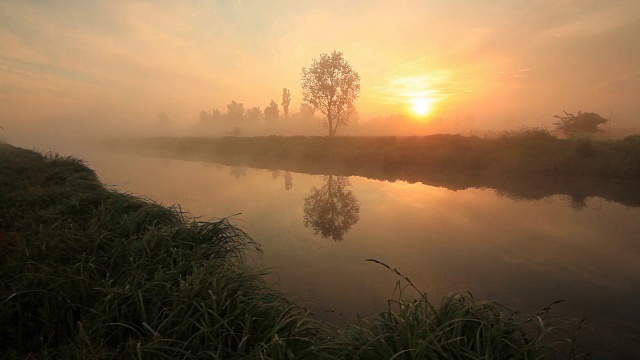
left=270, top=170, right=294, bottom=191
left=77, top=147, right=640, bottom=359
left=230, top=166, right=247, bottom=178
left=303, top=175, right=360, bottom=241
left=122, top=145, right=640, bottom=209
left=284, top=171, right=293, bottom=191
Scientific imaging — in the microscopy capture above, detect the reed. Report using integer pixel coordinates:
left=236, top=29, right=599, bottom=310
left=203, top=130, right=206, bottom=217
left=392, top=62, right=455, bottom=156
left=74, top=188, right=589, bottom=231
left=331, top=259, right=584, bottom=359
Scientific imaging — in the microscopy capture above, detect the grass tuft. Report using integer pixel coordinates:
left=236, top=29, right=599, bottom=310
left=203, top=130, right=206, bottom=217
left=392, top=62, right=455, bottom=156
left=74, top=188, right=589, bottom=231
left=335, top=259, right=585, bottom=360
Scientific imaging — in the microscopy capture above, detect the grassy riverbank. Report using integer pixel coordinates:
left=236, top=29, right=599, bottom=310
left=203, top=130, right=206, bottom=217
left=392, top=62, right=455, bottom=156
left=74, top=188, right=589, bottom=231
left=113, top=130, right=640, bottom=180
left=1, top=143, right=583, bottom=359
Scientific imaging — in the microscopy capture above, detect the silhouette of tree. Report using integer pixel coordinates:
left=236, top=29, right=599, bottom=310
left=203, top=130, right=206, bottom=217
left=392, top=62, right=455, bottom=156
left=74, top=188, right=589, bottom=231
left=301, top=51, right=360, bottom=136
left=264, top=100, right=279, bottom=122
left=553, top=110, right=608, bottom=138
left=212, top=108, right=222, bottom=121
left=226, top=101, right=245, bottom=122
left=281, top=88, right=291, bottom=119
left=303, top=175, right=360, bottom=241
left=199, top=110, right=213, bottom=123
left=245, top=106, right=263, bottom=123
left=199, top=108, right=222, bottom=126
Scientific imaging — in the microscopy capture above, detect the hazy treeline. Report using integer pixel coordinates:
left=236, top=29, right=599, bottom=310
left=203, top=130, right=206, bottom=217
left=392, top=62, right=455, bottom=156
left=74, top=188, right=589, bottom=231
left=192, top=95, right=329, bottom=137
left=189, top=98, right=465, bottom=137
left=187, top=97, right=490, bottom=138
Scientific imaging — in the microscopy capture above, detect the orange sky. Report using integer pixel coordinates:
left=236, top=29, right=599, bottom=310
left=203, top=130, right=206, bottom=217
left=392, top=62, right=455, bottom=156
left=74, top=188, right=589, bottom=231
left=1, top=0, right=639, bottom=137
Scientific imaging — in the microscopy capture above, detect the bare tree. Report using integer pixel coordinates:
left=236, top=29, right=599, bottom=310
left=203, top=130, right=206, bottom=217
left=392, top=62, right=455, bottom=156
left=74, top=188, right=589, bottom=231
left=301, top=51, right=360, bottom=136
left=281, top=88, right=291, bottom=119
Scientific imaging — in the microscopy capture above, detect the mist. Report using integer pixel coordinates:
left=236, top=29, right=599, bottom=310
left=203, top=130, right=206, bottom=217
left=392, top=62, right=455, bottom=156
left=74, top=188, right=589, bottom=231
left=2, top=0, right=639, bottom=148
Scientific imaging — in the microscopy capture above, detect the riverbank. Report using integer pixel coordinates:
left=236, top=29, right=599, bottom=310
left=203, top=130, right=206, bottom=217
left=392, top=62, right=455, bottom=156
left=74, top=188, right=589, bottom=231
left=111, top=131, right=640, bottom=180
left=1, top=143, right=583, bottom=359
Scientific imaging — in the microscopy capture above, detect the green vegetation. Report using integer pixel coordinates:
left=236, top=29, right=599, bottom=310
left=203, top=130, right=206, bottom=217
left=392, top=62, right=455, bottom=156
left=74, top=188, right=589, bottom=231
left=1, top=143, right=584, bottom=359
left=553, top=110, right=609, bottom=139
left=0, top=144, right=323, bottom=359
left=115, top=129, right=640, bottom=180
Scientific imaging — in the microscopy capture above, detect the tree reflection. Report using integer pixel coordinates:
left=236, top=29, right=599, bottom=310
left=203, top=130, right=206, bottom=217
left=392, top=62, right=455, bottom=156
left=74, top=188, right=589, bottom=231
left=270, top=170, right=294, bottom=191
left=284, top=171, right=293, bottom=191
left=303, top=175, right=360, bottom=241
left=230, top=166, right=247, bottom=178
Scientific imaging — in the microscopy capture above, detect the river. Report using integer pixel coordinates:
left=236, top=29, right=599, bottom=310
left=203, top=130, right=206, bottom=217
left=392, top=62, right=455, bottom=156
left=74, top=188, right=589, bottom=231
left=14, top=138, right=640, bottom=358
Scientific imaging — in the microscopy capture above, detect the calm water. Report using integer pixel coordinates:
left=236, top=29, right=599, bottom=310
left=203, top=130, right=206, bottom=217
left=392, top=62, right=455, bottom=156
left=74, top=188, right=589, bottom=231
left=15, top=139, right=640, bottom=358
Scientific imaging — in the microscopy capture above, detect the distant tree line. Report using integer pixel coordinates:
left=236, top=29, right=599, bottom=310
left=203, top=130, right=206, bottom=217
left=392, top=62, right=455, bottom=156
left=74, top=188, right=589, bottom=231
left=191, top=50, right=619, bottom=140
left=196, top=87, right=320, bottom=136
left=196, top=51, right=361, bottom=137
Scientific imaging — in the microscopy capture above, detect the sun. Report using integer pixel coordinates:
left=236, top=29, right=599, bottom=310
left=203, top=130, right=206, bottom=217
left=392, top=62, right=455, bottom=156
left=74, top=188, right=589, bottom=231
left=411, top=97, right=434, bottom=117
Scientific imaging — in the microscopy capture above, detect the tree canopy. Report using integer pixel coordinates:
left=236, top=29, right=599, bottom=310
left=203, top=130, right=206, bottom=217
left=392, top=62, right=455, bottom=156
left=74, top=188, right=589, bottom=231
left=301, top=51, right=360, bottom=136
left=226, top=101, right=245, bottom=122
left=553, top=110, right=608, bottom=138
left=264, top=100, right=279, bottom=122
left=245, top=106, right=263, bottom=122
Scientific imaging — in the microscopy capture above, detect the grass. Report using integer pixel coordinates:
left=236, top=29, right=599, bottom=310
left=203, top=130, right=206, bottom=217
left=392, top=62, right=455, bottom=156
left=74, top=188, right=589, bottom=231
left=110, top=131, right=640, bottom=209
left=110, top=130, right=640, bottom=180
left=337, top=260, right=583, bottom=360
left=1, top=143, right=585, bottom=359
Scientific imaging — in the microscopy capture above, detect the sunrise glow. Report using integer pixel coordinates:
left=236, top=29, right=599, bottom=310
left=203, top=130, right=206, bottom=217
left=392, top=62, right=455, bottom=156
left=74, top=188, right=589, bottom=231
left=411, top=97, right=435, bottom=117
left=0, top=1, right=638, bottom=136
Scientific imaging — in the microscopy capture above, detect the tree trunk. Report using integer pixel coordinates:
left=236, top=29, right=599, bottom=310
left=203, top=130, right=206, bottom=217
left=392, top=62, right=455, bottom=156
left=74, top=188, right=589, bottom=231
left=328, top=116, right=335, bottom=136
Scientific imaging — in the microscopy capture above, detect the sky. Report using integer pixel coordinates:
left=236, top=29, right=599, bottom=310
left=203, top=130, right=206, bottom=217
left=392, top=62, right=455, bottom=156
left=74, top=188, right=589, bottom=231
left=1, top=0, right=639, bottom=138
